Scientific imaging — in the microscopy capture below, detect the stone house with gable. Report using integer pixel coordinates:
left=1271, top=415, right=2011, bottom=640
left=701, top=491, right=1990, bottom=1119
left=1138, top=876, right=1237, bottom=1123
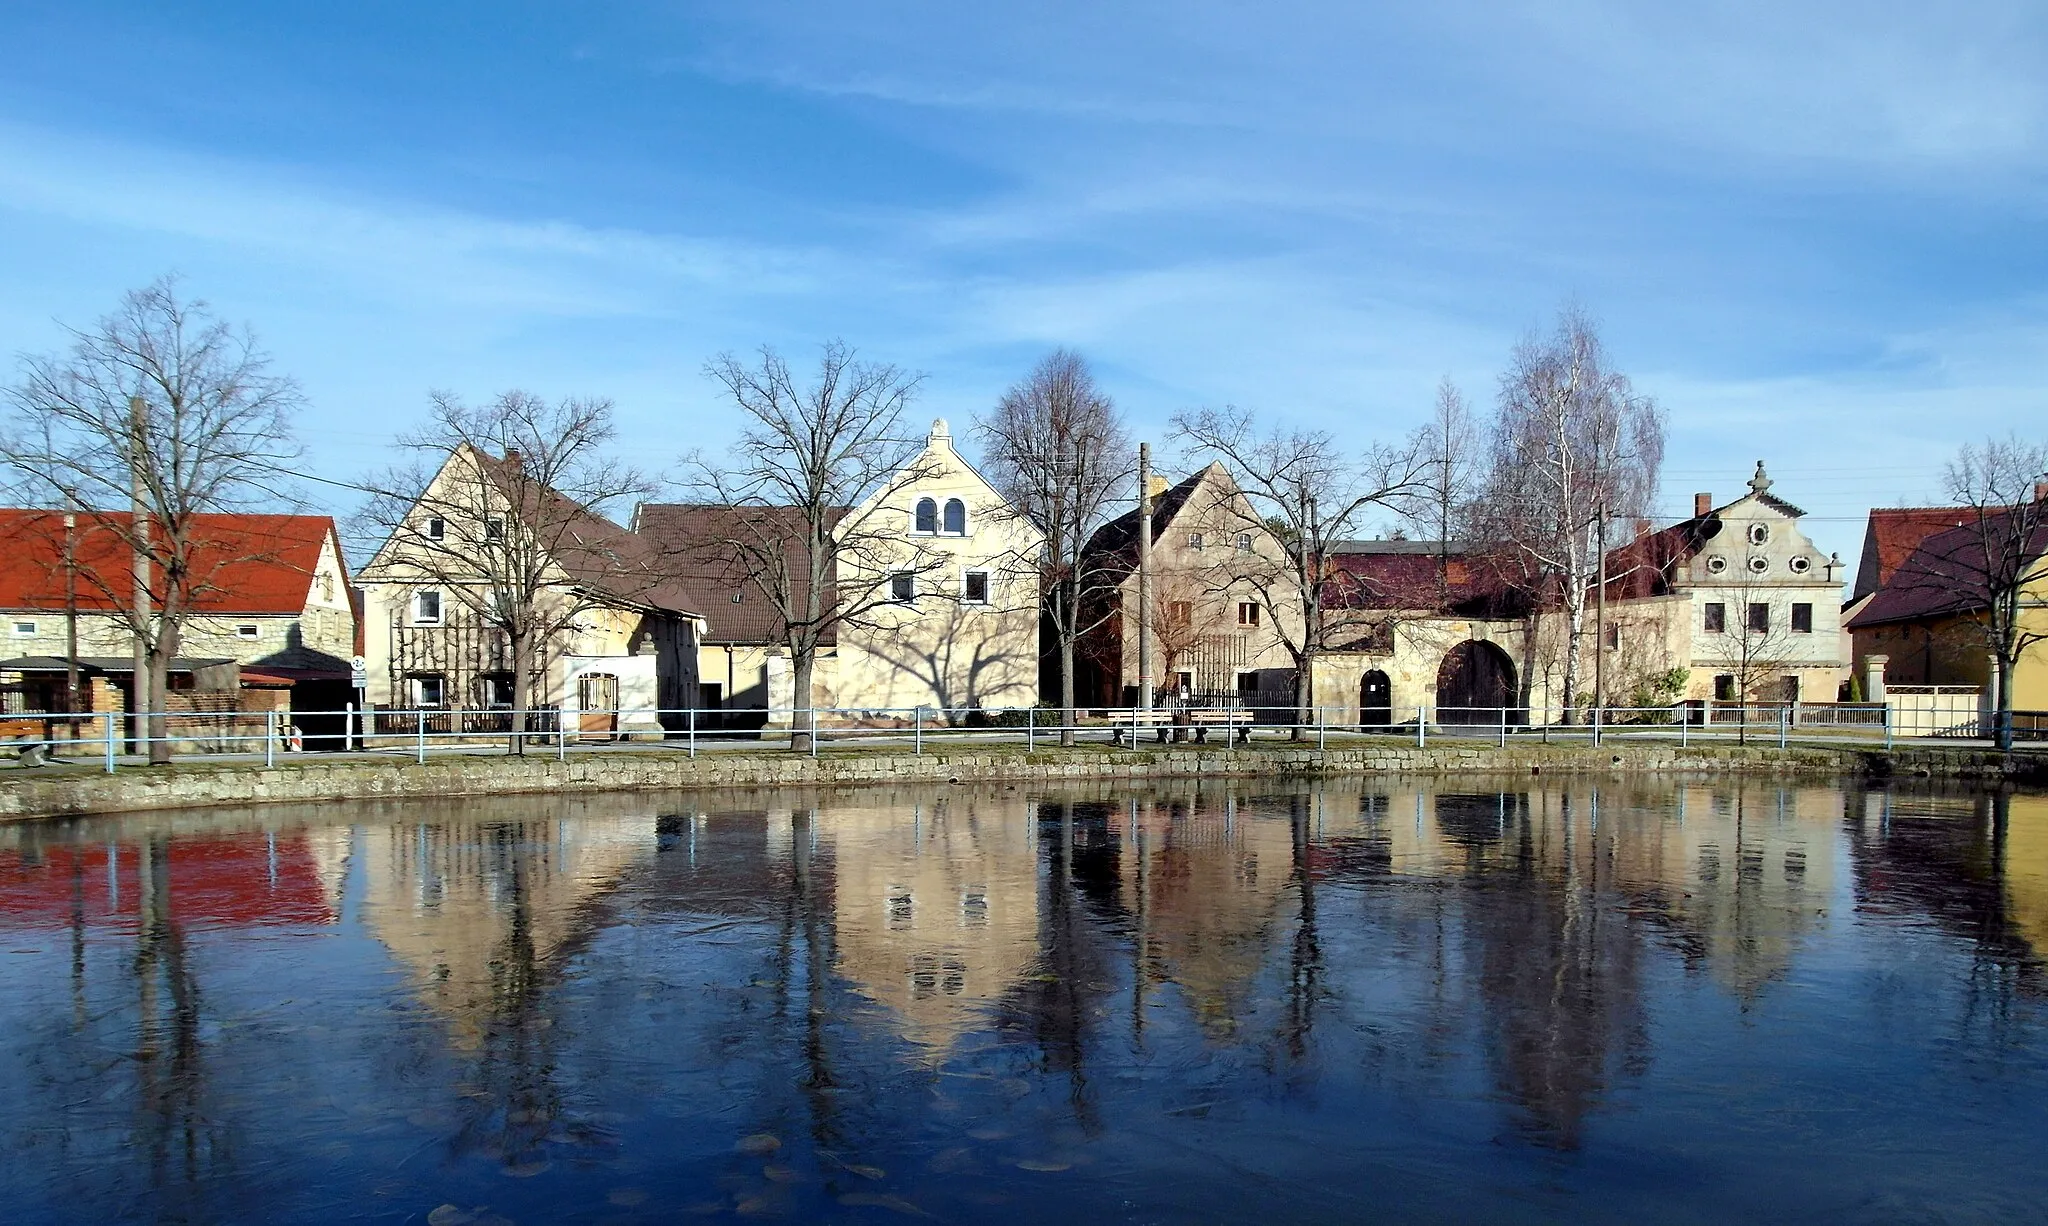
left=637, top=418, right=1042, bottom=722
left=356, top=444, right=702, bottom=738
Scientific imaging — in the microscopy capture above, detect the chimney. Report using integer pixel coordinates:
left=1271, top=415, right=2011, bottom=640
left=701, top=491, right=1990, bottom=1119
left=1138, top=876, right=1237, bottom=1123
left=504, top=447, right=523, bottom=471
left=1694, top=492, right=1712, bottom=518
left=2035, top=481, right=2048, bottom=503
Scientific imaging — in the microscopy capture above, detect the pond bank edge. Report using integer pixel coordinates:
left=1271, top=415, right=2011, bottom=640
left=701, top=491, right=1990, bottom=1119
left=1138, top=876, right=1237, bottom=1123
left=4, top=742, right=2043, bottom=821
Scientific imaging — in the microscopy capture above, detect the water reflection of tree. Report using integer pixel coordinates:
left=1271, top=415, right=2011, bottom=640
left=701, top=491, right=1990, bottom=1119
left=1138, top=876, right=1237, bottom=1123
left=1844, top=787, right=2046, bottom=1059
left=131, top=837, right=214, bottom=1192
left=1009, top=798, right=1117, bottom=1134
left=1467, top=789, right=1650, bottom=1150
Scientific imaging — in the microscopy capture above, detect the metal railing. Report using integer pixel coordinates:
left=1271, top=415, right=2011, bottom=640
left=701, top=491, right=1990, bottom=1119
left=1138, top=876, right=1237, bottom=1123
left=8, top=696, right=2036, bottom=775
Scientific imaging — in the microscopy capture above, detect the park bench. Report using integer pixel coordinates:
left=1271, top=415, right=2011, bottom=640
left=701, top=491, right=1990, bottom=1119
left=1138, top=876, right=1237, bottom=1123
left=1104, top=709, right=1177, bottom=746
left=1188, top=709, right=1254, bottom=745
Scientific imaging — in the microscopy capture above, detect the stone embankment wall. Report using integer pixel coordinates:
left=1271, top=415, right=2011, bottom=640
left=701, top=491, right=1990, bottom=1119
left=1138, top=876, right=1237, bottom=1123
left=0, top=741, right=1897, bottom=822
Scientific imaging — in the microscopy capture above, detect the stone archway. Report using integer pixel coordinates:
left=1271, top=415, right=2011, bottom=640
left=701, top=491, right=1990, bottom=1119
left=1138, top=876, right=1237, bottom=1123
left=1359, top=669, right=1392, bottom=726
left=1435, top=641, right=1517, bottom=725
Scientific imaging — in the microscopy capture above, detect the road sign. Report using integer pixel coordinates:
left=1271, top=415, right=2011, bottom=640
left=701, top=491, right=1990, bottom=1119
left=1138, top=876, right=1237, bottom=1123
left=350, top=654, right=368, bottom=688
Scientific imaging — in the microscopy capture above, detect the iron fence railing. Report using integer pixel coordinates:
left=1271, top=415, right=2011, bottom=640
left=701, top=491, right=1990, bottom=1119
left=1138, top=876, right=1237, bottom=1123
left=11, top=695, right=2040, bottom=775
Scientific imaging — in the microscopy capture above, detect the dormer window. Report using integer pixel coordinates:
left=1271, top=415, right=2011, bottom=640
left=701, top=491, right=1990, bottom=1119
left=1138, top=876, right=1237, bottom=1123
left=943, top=498, right=966, bottom=535
left=914, top=498, right=937, bottom=534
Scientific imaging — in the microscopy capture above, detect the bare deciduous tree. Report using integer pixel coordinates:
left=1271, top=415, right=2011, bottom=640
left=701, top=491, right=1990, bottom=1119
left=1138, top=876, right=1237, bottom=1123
left=684, top=342, right=937, bottom=752
left=1940, top=435, right=2048, bottom=752
left=1171, top=405, right=1427, bottom=737
left=1406, top=376, right=1482, bottom=606
left=1479, top=305, right=1664, bottom=723
left=359, top=391, right=656, bottom=754
left=3, top=277, right=303, bottom=763
left=975, top=349, right=1130, bottom=745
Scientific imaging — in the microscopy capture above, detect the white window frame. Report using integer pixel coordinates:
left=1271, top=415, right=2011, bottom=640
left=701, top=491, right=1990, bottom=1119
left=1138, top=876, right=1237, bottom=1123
left=423, top=516, right=446, bottom=542
left=1237, top=601, right=1260, bottom=627
left=890, top=572, right=916, bottom=603
left=942, top=498, right=968, bottom=536
left=235, top=624, right=261, bottom=640
left=1188, top=532, right=1206, bottom=550
left=962, top=569, right=990, bottom=605
left=11, top=619, right=37, bottom=637
left=412, top=588, right=444, bottom=626
left=407, top=673, right=447, bottom=709
left=483, top=516, right=505, bottom=540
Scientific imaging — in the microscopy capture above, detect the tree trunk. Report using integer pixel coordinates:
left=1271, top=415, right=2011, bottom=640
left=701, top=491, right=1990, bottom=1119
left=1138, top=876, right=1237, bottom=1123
left=1291, top=650, right=1312, bottom=741
left=1059, top=628, right=1077, bottom=749
left=1560, top=594, right=1586, bottom=726
left=509, top=628, right=531, bottom=756
left=1995, top=653, right=2014, bottom=753
left=791, top=647, right=815, bottom=753
left=146, top=642, right=173, bottom=766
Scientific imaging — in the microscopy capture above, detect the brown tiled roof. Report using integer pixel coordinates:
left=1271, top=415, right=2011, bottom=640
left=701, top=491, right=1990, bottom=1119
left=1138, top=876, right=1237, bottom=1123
left=1846, top=510, right=2048, bottom=630
left=468, top=452, right=700, bottom=619
left=1321, top=544, right=1533, bottom=618
left=631, top=503, right=843, bottom=646
left=1852, top=508, right=1974, bottom=602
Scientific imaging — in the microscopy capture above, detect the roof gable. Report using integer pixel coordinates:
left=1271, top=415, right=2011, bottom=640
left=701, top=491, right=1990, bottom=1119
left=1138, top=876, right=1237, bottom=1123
left=0, top=510, right=334, bottom=615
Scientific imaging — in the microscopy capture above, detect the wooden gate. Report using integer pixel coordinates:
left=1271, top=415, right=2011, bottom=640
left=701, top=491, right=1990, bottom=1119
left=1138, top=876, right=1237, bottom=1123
left=578, top=673, right=619, bottom=738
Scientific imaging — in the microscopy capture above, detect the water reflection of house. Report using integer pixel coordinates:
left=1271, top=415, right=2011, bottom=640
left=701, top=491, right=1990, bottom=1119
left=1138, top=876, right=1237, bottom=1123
left=1114, top=792, right=1302, bottom=1041
left=352, top=810, right=656, bottom=1046
left=0, top=829, right=341, bottom=932
left=824, top=797, right=1040, bottom=1058
left=1357, top=781, right=1835, bottom=1005
left=1847, top=789, right=2047, bottom=975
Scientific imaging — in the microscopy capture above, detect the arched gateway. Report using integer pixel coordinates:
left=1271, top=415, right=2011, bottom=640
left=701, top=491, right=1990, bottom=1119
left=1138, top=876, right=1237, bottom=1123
left=1435, top=641, right=1518, bottom=725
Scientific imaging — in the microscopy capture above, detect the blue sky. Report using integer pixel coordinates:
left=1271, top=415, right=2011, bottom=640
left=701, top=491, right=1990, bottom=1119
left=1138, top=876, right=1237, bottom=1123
left=3, top=1, right=2046, bottom=564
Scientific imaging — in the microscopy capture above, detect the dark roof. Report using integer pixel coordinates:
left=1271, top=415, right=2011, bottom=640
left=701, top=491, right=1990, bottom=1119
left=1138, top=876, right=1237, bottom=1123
left=0, top=510, right=341, bottom=615
left=1322, top=547, right=1533, bottom=618
left=468, top=451, right=700, bottom=620
left=1846, top=509, right=2048, bottom=630
left=1085, top=464, right=1223, bottom=571
left=1853, top=508, right=1974, bottom=602
left=631, top=503, right=843, bottom=646
left=1328, top=539, right=1491, bottom=556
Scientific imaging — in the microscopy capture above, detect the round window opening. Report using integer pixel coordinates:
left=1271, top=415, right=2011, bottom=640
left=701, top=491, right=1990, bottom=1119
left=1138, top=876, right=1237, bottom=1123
left=1747, top=555, right=1770, bottom=575
left=1788, top=555, right=1811, bottom=575
left=1747, top=523, right=1771, bottom=546
left=1705, top=555, right=1728, bottom=575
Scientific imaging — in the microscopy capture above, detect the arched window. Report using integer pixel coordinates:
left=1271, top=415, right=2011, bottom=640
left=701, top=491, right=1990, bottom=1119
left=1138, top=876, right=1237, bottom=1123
left=914, top=498, right=937, bottom=533
left=943, top=498, right=966, bottom=534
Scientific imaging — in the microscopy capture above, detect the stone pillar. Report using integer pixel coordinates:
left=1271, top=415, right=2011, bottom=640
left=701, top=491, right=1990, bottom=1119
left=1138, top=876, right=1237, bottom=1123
left=1861, top=654, right=1888, bottom=704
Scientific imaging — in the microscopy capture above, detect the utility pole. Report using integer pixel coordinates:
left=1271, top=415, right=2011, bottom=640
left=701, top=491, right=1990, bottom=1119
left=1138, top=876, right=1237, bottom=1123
left=63, top=511, right=80, bottom=741
left=1137, top=442, right=1154, bottom=717
left=1594, top=499, right=1607, bottom=719
left=129, top=395, right=150, bottom=753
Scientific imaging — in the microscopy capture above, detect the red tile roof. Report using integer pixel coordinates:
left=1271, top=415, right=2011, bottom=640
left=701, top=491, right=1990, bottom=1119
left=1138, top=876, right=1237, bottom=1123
left=1852, top=508, right=1974, bottom=602
left=0, top=510, right=338, bottom=615
left=1847, top=509, right=2048, bottom=629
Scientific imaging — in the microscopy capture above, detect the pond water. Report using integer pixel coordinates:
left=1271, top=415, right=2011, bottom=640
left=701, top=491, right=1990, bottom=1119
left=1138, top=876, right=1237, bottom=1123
left=5, top=778, right=2048, bottom=1224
